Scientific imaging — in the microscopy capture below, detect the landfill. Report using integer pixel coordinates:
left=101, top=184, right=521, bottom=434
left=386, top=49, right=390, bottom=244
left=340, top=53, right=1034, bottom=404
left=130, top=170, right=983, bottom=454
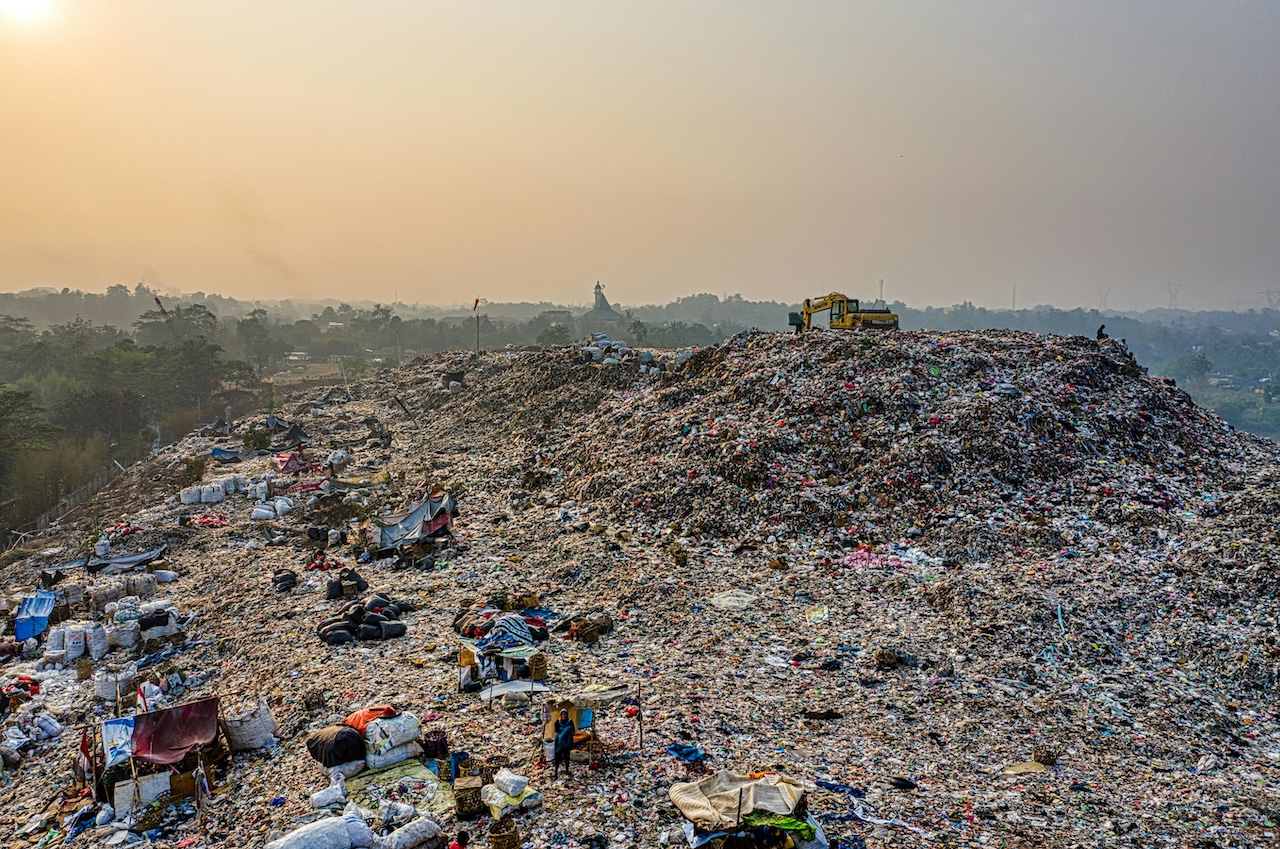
left=1, top=329, right=1278, bottom=848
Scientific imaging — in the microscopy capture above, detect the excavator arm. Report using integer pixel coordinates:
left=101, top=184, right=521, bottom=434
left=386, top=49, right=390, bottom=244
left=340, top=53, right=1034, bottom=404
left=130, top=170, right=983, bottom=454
left=788, top=292, right=897, bottom=332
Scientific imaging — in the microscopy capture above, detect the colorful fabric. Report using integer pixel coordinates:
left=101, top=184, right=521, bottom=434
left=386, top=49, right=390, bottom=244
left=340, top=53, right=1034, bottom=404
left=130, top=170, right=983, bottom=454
left=130, top=697, right=220, bottom=765
left=743, top=812, right=817, bottom=840
left=102, top=717, right=134, bottom=768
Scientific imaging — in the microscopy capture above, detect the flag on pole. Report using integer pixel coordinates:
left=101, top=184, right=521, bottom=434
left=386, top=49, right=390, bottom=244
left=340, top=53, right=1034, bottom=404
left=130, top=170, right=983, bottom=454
left=473, top=298, right=480, bottom=311
left=79, top=727, right=93, bottom=776
left=137, top=682, right=149, bottom=712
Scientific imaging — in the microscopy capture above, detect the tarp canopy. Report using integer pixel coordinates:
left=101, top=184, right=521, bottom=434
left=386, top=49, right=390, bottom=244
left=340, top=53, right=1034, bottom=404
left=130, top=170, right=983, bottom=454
left=669, top=770, right=809, bottom=830
left=563, top=683, right=631, bottom=708
left=375, top=493, right=458, bottom=551
left=87, top=545, right=168, bottom=575
left=129, top=696, right=220, bottom=765
left=271, top=452, right=316, bottom=475
left=14, top=590, right=58, bottom=641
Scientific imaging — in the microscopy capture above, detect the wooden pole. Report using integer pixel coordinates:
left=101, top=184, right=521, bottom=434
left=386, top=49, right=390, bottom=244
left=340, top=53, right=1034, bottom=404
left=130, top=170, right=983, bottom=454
left=636, top=681, right=643, bottom=750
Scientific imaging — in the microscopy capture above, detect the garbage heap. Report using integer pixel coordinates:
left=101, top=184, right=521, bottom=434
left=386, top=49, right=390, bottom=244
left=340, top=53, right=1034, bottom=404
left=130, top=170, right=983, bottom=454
left=1, top=329, right=1278, bottom=849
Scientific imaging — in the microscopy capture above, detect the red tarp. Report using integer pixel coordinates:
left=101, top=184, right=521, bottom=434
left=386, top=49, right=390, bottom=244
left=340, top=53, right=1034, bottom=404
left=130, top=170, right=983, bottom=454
left=130, top=697, right=220, bottom=765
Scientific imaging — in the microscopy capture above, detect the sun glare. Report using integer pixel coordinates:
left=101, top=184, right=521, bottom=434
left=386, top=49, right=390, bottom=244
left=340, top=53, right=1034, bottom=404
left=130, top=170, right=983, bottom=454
left=0, top=0, right=52, bottom=25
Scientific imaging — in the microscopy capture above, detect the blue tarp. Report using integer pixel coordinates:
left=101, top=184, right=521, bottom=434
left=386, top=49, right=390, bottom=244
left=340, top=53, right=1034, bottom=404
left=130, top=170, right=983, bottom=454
left=14, top=590, right=58, bottom=641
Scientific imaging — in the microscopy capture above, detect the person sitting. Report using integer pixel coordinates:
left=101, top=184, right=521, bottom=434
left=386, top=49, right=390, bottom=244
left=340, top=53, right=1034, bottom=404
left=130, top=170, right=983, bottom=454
left=448, top=831, right=470, bottom=849
left=554, top=708, right=575, bottom=778
left=1096, top=324, right=1108, bottom=340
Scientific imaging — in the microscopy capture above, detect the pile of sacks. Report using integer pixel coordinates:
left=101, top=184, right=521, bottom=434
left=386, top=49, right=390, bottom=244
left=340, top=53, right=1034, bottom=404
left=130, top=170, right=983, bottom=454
left=324, top=568, right=370, bottom=600
left=317, top=594, right=412, bottom=645
left=271, top=569, right=298, bottom=592
left=251, top=496, right=296, bottom=521
left=305, top=706, right=427, bottom=778
left=178, top=474, right=247, bottom=505
left=264, top=804, right=442, bottom=849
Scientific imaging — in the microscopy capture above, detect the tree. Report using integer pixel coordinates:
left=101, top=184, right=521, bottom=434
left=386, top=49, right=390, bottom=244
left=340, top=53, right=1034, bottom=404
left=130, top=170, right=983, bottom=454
left=0, top=388, right=56, bottom=518
left=1164, top=352, right=1212, bottom=384
left=628, top=318, right=649, bottom=344
left=537, top=324, right=572, bottom=346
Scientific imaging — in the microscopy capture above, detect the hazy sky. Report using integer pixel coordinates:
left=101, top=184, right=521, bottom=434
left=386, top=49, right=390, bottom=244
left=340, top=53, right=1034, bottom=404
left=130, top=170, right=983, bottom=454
left=2, top=1, right=1278, bottom=310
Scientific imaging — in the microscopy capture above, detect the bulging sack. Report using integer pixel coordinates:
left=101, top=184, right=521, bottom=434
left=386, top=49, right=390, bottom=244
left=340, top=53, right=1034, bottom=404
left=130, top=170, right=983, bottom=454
left=493, top=767, right=528, bottom=798
left=64, top=626, right=86, bottom=661
left=365, top=713, right=421, bottom=755
left=107, top=621, right=140, bottom=649
left=87, top=623, right=109, bottom=660
left=382, top=817, right=441, bottom=849
left=365, top=740, right=422, bottom=770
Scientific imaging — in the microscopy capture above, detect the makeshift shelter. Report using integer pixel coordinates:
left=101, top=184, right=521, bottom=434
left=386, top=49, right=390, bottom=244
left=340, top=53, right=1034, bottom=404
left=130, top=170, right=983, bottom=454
left=669, top=770, right=827, bottom=848
left=14, top=590, right=58, bottom=641
left=373, top=491, right=458, bottom=552
left=101, top=697, right=225, bottom=815
left=541, top=683, right=633, bottom=765
left=87, top=545, right=167, bottom=575
left=271, top=451, right=317, bottom=475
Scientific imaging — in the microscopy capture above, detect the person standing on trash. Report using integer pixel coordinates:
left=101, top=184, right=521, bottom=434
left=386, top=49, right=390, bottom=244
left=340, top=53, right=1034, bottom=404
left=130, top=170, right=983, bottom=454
left=553, top=708, right=575, bottom=778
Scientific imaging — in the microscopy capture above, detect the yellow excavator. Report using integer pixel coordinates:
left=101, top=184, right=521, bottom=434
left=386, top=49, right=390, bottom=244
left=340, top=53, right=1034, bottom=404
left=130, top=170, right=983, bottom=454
left=789, top=293, right=899, bottom=332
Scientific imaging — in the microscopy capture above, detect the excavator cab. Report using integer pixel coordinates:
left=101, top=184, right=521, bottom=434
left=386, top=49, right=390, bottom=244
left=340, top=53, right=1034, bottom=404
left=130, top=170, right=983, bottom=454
left=790, top=292, right=898, bottom=332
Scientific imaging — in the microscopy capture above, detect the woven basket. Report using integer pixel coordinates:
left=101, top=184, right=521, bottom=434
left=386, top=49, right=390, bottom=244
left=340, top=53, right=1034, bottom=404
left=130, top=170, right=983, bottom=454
left=433, top=757, right=450, bottom=780
left=489, top=817, right=520, bottom=849
left=577, top=621, right=600, bottom=644
left=485, top=754, right=510, bottom=770
left=455, top=787, right=482, bottom=819
left=76, top=659, right=94, bottom=681
left=220, top=701, right=278, bottom=751
left=458, top=647, right=477, bottom=667
left=479, top=766, right=494, bottom=786
left=421, top=728, right=448, bottom=759
left=1032, top=744, right=1061, bottom=766
left=528, top=652, right=548, bottom=681
left=457, top=758, right=479, bottom=777
left=520, top=593, right=539, bottom=609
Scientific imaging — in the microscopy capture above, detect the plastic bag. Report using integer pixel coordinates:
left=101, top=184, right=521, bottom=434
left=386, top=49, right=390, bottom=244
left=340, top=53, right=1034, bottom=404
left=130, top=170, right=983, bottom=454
left=310, top=773, right=348, bottom=808
left=381, top=817, right=441, bottom=849
left=493, top=767, right=528, bottom=797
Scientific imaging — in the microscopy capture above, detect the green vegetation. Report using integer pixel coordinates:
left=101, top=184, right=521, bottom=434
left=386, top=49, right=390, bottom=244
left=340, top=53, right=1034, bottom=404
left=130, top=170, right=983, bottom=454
left=7, top=284, right=1280, bottom=540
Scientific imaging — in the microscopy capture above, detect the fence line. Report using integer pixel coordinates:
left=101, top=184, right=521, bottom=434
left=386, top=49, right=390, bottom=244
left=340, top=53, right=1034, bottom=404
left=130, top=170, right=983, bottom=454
left=7, top=468, right=123, bottom=547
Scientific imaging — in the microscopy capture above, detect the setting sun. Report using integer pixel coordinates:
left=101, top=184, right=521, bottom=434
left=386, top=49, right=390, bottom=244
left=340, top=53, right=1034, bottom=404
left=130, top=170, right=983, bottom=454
left=0, top=0, right=52, bottom=25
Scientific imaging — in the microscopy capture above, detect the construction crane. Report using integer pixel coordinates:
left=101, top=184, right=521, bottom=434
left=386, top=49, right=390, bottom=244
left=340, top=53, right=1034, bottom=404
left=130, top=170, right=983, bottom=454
left=788, top=293, right=899, bottom=332
left=153, top=296, right=183, bottom=343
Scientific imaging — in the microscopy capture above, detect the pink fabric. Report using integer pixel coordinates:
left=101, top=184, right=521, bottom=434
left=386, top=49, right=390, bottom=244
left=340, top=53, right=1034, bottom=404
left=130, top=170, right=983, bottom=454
left=130, top=697, right=220, bottom=765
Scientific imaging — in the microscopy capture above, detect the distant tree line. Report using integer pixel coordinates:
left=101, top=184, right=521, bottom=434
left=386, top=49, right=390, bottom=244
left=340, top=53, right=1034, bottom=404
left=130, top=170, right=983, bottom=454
left=7, top=286, right=1280, bottom=541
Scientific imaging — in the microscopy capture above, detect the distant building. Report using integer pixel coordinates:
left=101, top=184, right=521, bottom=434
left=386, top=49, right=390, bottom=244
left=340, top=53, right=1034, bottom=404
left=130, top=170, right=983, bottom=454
left=579, top=282, right=624, bottom=336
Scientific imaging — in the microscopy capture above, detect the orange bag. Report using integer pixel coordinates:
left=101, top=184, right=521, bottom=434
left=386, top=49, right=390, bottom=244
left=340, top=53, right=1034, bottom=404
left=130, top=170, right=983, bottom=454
left=343, top=704, right=399, bottom=734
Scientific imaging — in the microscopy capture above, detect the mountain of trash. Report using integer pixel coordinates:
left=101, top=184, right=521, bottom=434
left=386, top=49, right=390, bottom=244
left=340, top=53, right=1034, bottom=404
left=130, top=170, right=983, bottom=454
left=415, top=331, right=1277, bottom=581
left=2, top=328, right=1278, bottom=849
